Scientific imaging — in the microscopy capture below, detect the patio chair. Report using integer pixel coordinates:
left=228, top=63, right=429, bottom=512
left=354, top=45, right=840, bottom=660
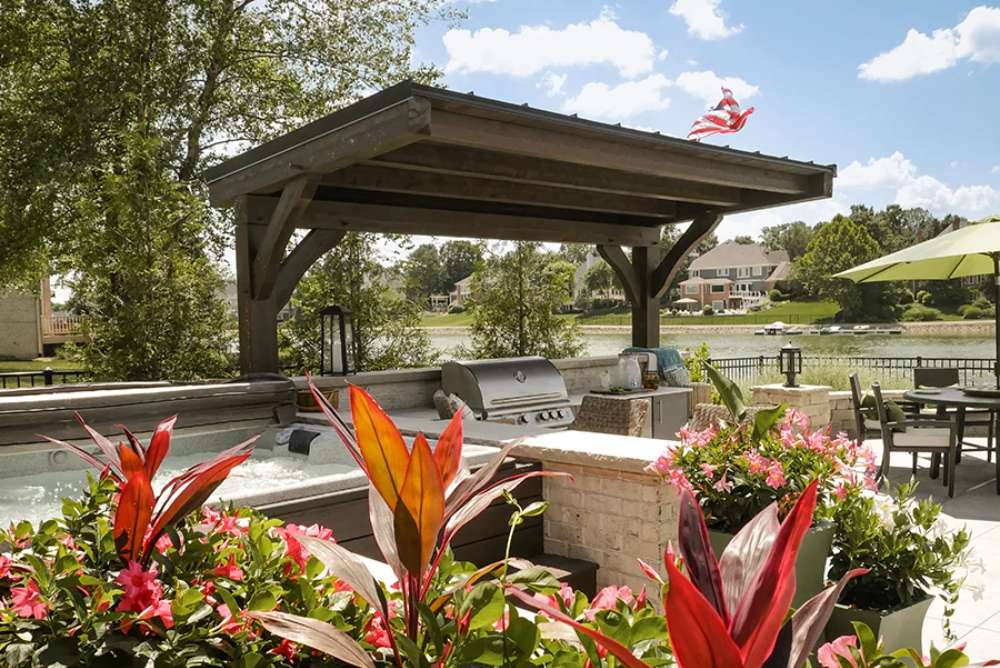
left=851, top=373, right=919, bottom=474
left=872, top=382, right=958, bottom=497
left=571, top=395, right=649, bottom=437
left=913, top=367, right=995, bottom=461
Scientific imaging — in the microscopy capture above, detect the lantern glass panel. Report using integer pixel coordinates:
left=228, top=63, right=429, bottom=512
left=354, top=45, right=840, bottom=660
left=321, top=314, right=334, bottom=375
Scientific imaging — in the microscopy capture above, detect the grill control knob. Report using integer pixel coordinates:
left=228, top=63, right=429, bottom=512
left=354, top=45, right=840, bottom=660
left=517, top=415, right=529, bottom=424
left=538, top=412, right=549, bottom=421
left=556, top=409, right=566, bottom=419
left=548, top=410, right=558, bottom=420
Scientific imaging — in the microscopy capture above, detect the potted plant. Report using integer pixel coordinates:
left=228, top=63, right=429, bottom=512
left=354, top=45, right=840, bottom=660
left=649, top=364, right=879, bottom=606
left=826, top=482, right=972, bottom=653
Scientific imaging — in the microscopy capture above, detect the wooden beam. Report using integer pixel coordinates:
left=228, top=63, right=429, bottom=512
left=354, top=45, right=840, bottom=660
left=208, top=96, right=433, bottom=207
left=234, top=197, right=279, bottom=375
left=429, top=110, right=815, bottom=195
left=273, top=229, right=346, bottom=308
left=651, top=213, right=723, bottom=300
left=251, top=175, right=319, bottom=300
left=243, top=196, right=661, bottom=246
left=369, top=143, right=742, bottom=207
left=322, top=164, right=676, bottom=218
left=597, top=245, right=640, bottom=304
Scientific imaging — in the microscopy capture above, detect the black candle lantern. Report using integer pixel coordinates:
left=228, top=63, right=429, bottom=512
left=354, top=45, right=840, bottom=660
left=780, top=341, right=802, bottom=388
left=320, top=306, right=355, bottom=375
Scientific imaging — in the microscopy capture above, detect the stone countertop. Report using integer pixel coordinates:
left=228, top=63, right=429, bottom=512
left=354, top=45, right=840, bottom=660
left=570, top=386, right=692, bottom=402
left=509, top=429, right=672, bottom=475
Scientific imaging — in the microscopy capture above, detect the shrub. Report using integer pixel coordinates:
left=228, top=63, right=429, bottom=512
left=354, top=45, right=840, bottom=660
left=446, top=304, right=465, bottom=314
left=768, top=289, right=788, bottom=302
left=916, top=289, right=932, bottom=305
left=973, top=296, right=993, bottom=310
left=701, top=305, right=714, bottom=316
left=962, top=305, right=986, bottom=319
left=900, top=303, right=943, bottom=321
left=896, top=290, right=913, bottom=305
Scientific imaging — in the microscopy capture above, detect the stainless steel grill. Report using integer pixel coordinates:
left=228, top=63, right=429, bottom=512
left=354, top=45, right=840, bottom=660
left=440, top=357, right=574, bottom=428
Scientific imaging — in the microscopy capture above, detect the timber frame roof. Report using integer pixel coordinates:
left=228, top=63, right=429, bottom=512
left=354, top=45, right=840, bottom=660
left=206, top=81, right=836, bottom=247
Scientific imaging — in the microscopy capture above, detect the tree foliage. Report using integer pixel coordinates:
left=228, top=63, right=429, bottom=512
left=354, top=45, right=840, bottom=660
left=439, top=239, right=484, bottom=290
left=280, top=233, right=435, bottom=372
left=469, top=243, right=584, bottom=359
left=761, top=221, right=814, bottom=261
left=403, top=243, right=445, bottom=303
left=795, top=215, right=888, bottom=321
left=68, top=131, right=234, bottom=381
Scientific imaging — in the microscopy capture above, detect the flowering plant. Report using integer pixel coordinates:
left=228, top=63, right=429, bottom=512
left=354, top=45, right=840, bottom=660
left=650, top=407, right=878, bottom=533
left=828, top=482, right=971, bottom=635
left=818, top=621, right=998, bottom=667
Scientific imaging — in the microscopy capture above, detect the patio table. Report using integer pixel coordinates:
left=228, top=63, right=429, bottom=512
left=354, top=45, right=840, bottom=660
left=902, top=387, right=1000, bottom=493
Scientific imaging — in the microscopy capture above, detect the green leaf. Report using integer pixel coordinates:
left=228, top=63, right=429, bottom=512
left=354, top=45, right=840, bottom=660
left=462, top=582, right=506, bottom=630
left=507, top=615, right=541, bottom=655
left=247, top=590, right=277, bottom=612
left=751, top=404, right=786, bottom=440
left=507, top=567, right=561, bottom=595
left=520, top=501, right=549, bottom=518
left=705, top=364, right=746, bottom=421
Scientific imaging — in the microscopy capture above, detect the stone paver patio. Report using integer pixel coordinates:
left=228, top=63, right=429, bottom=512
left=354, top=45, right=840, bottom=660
left=881, top=439, right=1000, bottom=659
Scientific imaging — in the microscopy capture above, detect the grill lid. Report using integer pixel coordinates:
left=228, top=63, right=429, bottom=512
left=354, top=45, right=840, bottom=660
left=440, top=357, right=569, bottom=415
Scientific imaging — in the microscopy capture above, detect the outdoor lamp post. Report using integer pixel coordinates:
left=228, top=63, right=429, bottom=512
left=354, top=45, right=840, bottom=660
left=780, top=341, right=802, bottom=388
left=320, top=306, right=355, bottom=376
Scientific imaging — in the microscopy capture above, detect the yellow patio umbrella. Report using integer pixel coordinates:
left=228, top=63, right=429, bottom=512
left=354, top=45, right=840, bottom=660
left=834, top=216, right=1000, bottom=387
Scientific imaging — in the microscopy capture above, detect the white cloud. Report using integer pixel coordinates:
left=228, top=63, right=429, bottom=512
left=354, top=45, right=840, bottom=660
left=896, top=175, right=1000, bottom=216
left=991, top=165, right=1000, bottom=174
left=561, top=75, right=671, bottom=120
left=858, top=5, right=1000, bottom=81
left=669, top=0, right=743, bottom=40
left=537, top=72, right=567, bottom=96
left=722, top=198, right=849, bottom=240
left=674, top=70, right=759, bottom=105
left=838, top=152, right=917, bottom=189
left=443, top=12, right=657, bottom=78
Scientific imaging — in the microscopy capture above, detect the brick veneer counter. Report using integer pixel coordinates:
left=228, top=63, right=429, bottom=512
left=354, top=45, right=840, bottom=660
left=510, top=430, right=679, bottom=595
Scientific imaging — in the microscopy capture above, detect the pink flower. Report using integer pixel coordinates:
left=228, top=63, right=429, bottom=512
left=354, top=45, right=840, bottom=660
left=0, top=555, right=11, bottom=580
left=783, top=408, right=810, bottom=431
left=817, top=635, right=859, bottom=667
left=364, top=615, right=392, bottom=648
left=713, top=477, right=734, bottom=493
left=10, top=579, right=47, bottom=619
left=270, top=638, right=298, bottom=661
left=134, top=598, right=175, bottom=630
left=586, top=586, right=633, bottom=620
left=667, top=468, right=693, bottom=494
left=153, top=533, right=174, bottom=554
left=637, top=558, right=664, bottom=584
left=276, top=523, right=335, bottom=573
left=216, top=603, right=243, bottom=634
left=116, top=561, right=164, bottom=613
left=746, top=450, right=768, bottom=474
left=648, top=448, right=675, bottom=475
left=700, top=463, right=717, bottom=478
left=213, top=554, right=245, bottom=581
left=834, top=483, right=849, bottom=501
left=765, top=462, right=786, bottom=489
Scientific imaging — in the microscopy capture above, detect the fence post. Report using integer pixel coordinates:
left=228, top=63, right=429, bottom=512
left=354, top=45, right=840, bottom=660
left=43, top=367, right=53, bottom=386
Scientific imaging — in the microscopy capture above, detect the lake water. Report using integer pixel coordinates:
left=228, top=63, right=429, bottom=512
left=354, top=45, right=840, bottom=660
left=427, top=330, right=997, bottom=361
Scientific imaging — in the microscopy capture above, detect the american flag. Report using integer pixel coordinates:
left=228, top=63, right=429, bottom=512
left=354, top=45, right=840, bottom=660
left=687, top=87, right=755, bottom=142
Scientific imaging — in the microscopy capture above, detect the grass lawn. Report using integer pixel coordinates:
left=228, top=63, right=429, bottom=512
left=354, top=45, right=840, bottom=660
left=419, top=312, right=474, bottom=327
left=0, top=358, right=82, bottom=373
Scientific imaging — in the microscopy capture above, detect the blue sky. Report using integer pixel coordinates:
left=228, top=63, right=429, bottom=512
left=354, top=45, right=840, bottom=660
left=412, top=1, right=1000, bottom=240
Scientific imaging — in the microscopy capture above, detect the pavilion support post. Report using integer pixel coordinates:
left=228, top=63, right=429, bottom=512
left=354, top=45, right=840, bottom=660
left=235, top=207, right=281, bottom=375
left=599, top=212, right=723, bottom=350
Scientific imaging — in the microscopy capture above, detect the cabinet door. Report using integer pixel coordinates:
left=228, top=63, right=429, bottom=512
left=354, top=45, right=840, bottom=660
left=652, top=394, right=687, bottom=439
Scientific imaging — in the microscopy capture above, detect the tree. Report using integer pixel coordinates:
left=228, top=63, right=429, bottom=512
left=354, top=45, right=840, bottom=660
left=68, top=130, right=234, bottom=381
left=280, top=233, right=435, bottom=372
left=0, top=0, right=452, bottom=375
left=403, top=244, right=445, bottom=303
left=761, top=221, right=815, bottom=261
left=439, top=240, right=484, bottom=289
left=557, top=243, right=592, bottom=265
left=469, top=243, right=584, bottom=359
left=733, top=235, right=755, bottom=245
left=795, top=215, right=889, bottom=321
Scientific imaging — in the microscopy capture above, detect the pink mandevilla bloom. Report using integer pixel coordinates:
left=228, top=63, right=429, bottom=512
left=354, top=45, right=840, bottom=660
left=765, top=461, right=786, bottom=489
left=713, top=476, right=734, bottom=493
left=0, top=555, right=11, bottom=579
left=585, top=585, right=634, bottom=620
left=817, top=635, right=859, bottom=667
left=10, top=579, right=47, bottom=620
left=116, top=561, right=164, bottom=613
left=700, top=462, right=717, bottom=478
left=213, top=553, right=245, bottom=581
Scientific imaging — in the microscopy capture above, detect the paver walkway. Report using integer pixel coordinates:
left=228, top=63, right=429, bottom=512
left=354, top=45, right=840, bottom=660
left=880, top=440, right=1000, bottom=660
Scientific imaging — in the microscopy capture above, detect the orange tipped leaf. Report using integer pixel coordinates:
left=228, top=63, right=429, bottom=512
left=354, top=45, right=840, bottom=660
left=143, top=415, right=176, bottom=479
left=350, top=385, right=410, bottom=510
left=433, top=411, right=463, bottom=490
left=393, top=433, right=444, bottom=575
left=113, top=469, right=154, bottom=561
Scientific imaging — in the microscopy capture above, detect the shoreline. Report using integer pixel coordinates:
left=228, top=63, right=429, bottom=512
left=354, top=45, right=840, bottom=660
left=422, top=320, right=996, bottom=337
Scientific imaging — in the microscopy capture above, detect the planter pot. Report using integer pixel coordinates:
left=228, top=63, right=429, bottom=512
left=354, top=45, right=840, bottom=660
left=825, top=595, right=933, bottom=654
left=296, top=388, right=339, bottom=413
left=709, top=521, right=834, bottom=608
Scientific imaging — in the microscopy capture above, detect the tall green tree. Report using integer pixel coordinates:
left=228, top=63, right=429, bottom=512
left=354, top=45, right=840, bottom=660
left=0, top=0, right=452, bottom=377
left=469, top=243, right=583, bottom=359
left=403, top=244, right=445, bottom=303
left=795, top=215, right=888, bottom=321
left=439, top=239, right=484, bottom=289
left=761, top=221, right=815, bottom=261
left=281, top=233, right=435, bottom=372
left=69, top=130, right=234, bottom=380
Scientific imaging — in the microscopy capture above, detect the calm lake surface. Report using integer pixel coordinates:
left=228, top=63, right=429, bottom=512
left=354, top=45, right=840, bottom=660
left=427, top=330, right=997, bottom=360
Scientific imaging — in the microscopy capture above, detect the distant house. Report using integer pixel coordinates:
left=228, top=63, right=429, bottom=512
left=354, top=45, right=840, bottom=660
left=449, top=275, right=475, bottom=309
left=678, top=241, right=790, bottom=311
left=0, top=277, right=82, bottom=359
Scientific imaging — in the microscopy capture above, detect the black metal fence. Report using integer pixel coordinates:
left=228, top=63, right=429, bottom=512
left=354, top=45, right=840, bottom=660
left=707, top=355, right=998, bottom=386
left=0, top=369, right=90, bottom=389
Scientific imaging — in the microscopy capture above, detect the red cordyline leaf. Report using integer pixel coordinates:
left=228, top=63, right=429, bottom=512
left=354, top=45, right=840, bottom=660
left=677, top=489, right=729, bottom=625
left=433, top=410, right=463, bottom=490
left=143, top=415, right=176, bottom=479
left=506, top=586, right=650, bottom=668
left=118, top=443, right=144, bottom=480
left=393, top=433, right=445, bottom=575
left=75, top=413, right=122, bottom=472
left=350, top=385, right=410, bottom=511
left=306, top=374, right=364, bottom=470
left=730, top=482, right=817, bottom=668
left=665, top=545, right=744, bottom=667
left=113, top=468, right=154, bottom=562
left=719, top=504, right=780, bottom=614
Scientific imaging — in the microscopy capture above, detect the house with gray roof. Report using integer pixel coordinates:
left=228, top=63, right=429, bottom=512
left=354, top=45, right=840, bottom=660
left=678, top=241, right=790, bottom=310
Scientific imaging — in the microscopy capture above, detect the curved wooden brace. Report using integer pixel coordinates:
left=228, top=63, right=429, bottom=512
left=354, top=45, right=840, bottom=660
left=651, top=213, right=723, bottom=300
left=273, top=229, right=346, bottom=309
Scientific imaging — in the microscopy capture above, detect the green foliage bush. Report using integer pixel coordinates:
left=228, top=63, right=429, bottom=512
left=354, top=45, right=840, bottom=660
left=900, top=304, right=943, bottom=321
left=702, top=305, right=715, bottom=315
left=768, top=289, right=788, bottom=302
left=962, top=306, right=986, bottom=320
left=916, top=290, right=932, bottom=305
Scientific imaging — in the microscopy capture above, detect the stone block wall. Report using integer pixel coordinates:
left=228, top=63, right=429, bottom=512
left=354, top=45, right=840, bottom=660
left=511, top=431, right=678, bottom=595
left=751, top=384, right=831, bottom=428
left=0, top=293, right=41, bottom=360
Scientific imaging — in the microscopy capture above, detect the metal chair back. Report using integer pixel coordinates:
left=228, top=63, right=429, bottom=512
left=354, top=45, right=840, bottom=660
left=914, top=367, right=960, bottom=389
left=849, top=372, right=866, bottom=442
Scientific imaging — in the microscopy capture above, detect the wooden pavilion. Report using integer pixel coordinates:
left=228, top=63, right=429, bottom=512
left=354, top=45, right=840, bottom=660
left=205, top=81, right=836, bottom=374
